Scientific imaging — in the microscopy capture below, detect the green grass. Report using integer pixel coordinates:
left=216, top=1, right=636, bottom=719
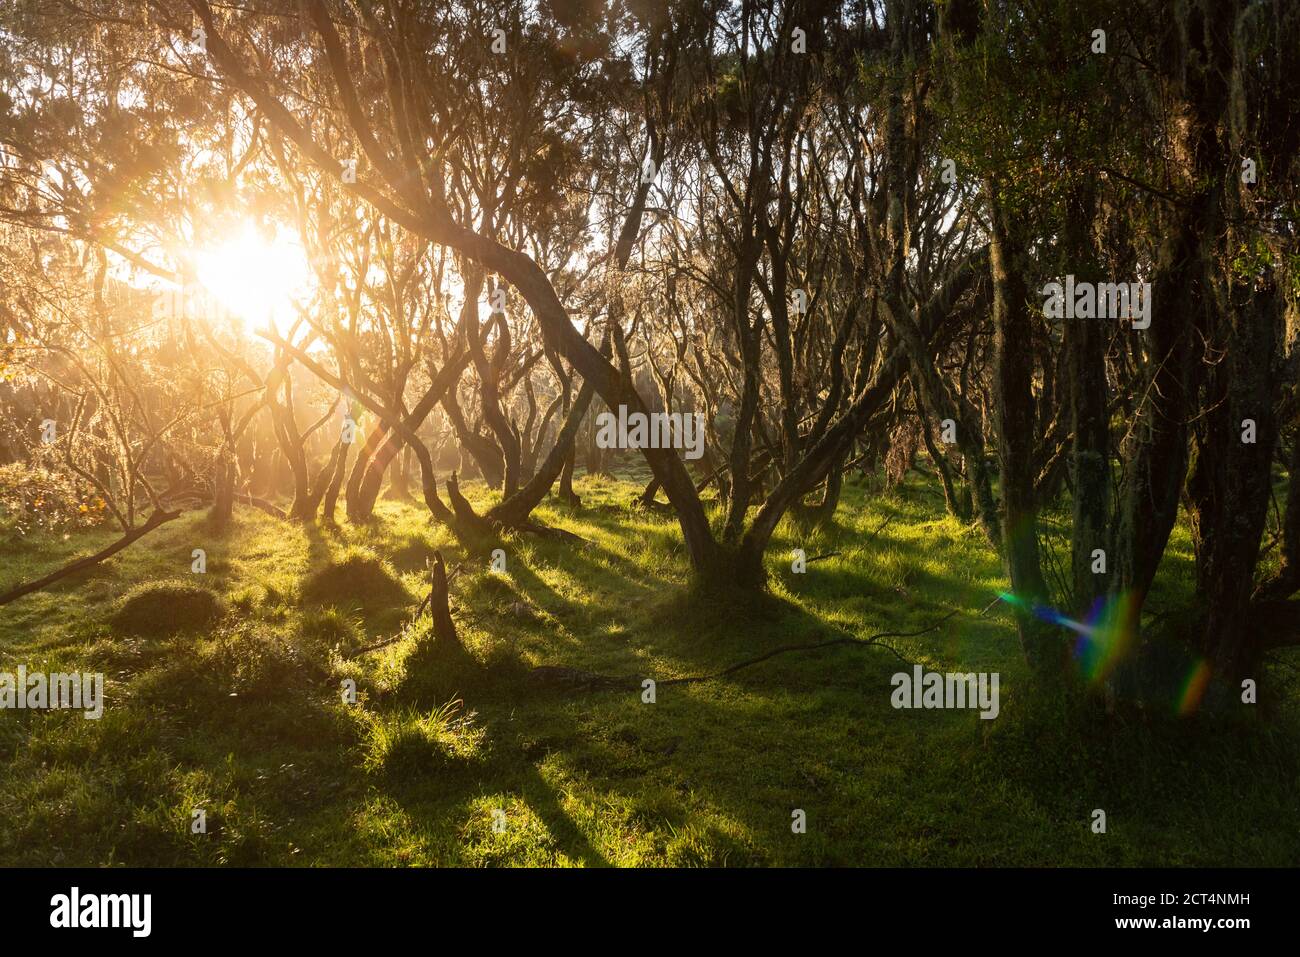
left=0, top=471, right=1297, bottom=866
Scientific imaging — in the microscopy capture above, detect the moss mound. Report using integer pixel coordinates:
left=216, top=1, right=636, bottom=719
left=301, top=551, right=410, bottom=611
left=110, top=580, right=226, bottom=636
left=389, top=538, right=435, bottom=573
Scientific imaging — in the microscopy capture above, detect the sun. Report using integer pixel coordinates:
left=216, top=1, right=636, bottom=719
left=194, top=224, right=312, bottom=335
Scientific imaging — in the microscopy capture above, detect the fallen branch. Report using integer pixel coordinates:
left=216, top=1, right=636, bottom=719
left=236, top=493, right=287, bottom=520
left=864, top=513, right=896, bottom=545
left=529, top=599, right=1001, bottom=693
left=514, top=520, right=589, bottom=545
left=0, top=508, right=183, bottom=606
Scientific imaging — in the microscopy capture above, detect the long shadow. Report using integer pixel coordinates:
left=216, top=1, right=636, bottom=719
left=470, top=532, right=681, bottom=653
left=298, top=520, right=345, bottom=569
left=371, top=647, right=616, bottom=866
left=478, top=634, right=939, bottom=866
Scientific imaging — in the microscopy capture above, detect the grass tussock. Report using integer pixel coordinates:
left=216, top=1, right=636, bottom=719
left=361, top=699, right=488, bottom=778
left=109, top=580, right=226, bottom=637
left=301, top=549, right=410, bottom=612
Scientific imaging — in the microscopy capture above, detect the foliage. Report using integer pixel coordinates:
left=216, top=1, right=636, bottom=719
left=0, top=463, right=110, bottom=537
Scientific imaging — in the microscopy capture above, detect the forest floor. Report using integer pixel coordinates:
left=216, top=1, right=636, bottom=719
left=1, top=469, right=1297, bottom=866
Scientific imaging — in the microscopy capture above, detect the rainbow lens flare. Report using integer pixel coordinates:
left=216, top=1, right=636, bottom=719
left=995, top=589, right=1212, bottom=714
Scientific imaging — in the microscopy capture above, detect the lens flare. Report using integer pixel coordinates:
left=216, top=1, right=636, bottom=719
left=996, top=589, right=1129, bottom=682
left=1177, top=660, right=1213, bottom=717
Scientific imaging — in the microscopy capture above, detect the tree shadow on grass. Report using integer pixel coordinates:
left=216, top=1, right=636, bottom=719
left=483, top=635, right=934, bottom=866
left=462, top=535, right=680, bottom=658
left=362, top=639, right=616, bottom=866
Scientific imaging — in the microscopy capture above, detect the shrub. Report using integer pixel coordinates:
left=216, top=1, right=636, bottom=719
left=0, top=463, right=111, bottom=536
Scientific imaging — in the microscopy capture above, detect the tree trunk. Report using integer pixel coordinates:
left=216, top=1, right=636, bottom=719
left=209, top=445, right=236, bottom=531
left=987, top=192, right=1063, bottom=681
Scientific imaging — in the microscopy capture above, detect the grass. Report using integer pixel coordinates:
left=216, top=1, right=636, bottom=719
left=109, top=580, right=227, bottom=637
left=0, top=469, right=1297, bottom=866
